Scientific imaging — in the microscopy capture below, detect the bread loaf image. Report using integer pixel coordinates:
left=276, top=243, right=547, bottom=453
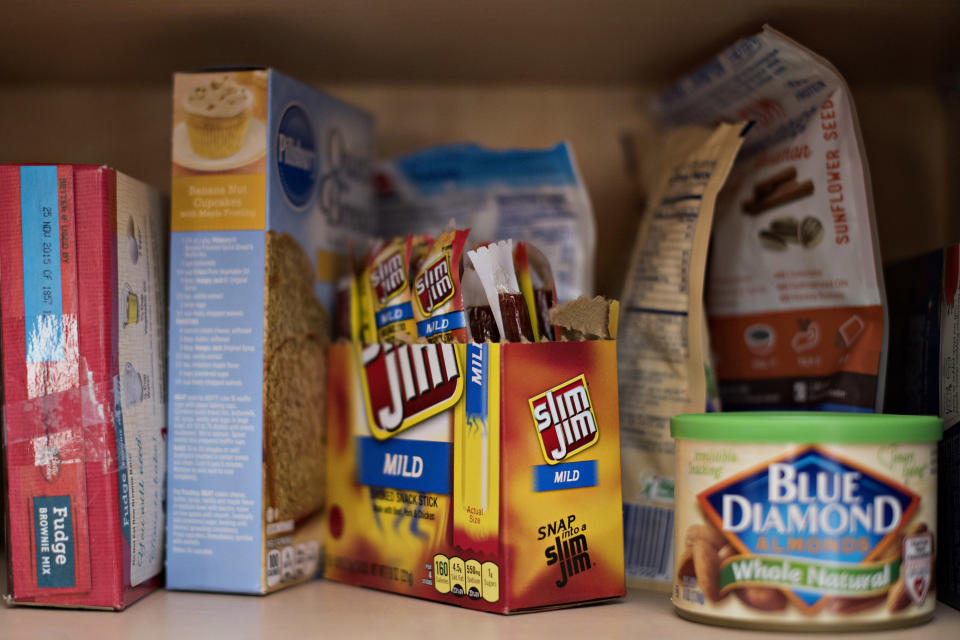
left=263, top=231, right=330, bottom=522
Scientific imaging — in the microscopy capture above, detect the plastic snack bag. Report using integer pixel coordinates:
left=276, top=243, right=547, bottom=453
left=377, top=142, right=595, bottom=302
left=651, top=26, right=888, bottom=412
left=618, top=122, right=747, bottom=589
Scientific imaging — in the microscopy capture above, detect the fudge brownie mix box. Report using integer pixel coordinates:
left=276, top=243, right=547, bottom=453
left=166, top=69, right=374, bottom=593
left=1, top=164, right=167, bottom=609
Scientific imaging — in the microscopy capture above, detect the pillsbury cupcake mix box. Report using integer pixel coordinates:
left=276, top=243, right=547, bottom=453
left=167, top=69, right=374, bottom=593
left=323, top=335, right=626, bottom=611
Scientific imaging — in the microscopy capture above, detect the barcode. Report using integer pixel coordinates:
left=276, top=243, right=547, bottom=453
left=266, top=549, right=282, bottom=588
left=623, top=503, right=674, bottom=582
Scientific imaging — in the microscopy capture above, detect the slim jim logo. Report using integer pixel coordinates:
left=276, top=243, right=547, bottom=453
left=358, top=342, right=464, bottom=439
left=540, top=515, right=593, bottom=589
left=529, top=375, right=598, bottom=464
left=414, top=256, right=454, bottom=315
left=370, top=250, right=406, bottom=304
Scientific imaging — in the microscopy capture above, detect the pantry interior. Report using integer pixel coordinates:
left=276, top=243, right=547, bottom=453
left=2, top=0, right=960, bottom=636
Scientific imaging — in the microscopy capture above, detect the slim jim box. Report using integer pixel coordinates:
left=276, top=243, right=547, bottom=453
left=324, top=339, right=625, bottom=612
left=1, top=164, right=167, bottom=609
left=166, top=69, right=373, bottom=593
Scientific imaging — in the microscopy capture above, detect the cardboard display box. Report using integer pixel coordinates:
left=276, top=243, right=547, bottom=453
left=165, top=69, right=374, bottom=594
left=1, top=164, right=167, bottom=609
left=324, top=339, right=625, bottom=613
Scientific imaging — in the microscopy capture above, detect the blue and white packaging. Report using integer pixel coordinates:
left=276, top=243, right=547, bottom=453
left=376, top=143, right=596, bottom=302
left=167, top=68, right=374, bottom=593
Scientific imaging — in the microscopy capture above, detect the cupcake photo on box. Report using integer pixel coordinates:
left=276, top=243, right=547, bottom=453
left=172, top=71, right=267, bottom=171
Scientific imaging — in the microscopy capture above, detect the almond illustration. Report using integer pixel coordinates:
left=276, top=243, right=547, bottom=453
left=887, top=578, right=911, bottom=612
left=677, top=549, right=696, bottom=585
left=735, top=586, right=787, bottom=611
left=826, top=594, right=886, bottom=615
left=684, top=523, right=727, bottom=551
left=692, top=540, right=723, bottom=602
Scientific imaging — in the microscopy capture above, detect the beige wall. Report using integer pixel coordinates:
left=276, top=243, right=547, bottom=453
left=0, top=82, right=952, bottom=295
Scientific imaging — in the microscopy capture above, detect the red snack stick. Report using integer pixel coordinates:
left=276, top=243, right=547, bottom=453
left=467, top=239, right=535, bottom=343
left=408, top=234, right=434, bottom=281
left=462, top=267, right=499, bottom=342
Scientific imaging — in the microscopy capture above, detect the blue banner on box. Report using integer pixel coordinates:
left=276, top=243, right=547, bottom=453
left=465, top=343, right=487, bottom=422
left=417, top=311, right=467, bottom=340
left=20, top=165, right=64, bottom=364
left=375, top=302, right=414, bottom=329
left=532, top=460, right=598, bottom=492
left=33, top=495, right=76, bottom=588
left=358, top=436, right=452, bottom=494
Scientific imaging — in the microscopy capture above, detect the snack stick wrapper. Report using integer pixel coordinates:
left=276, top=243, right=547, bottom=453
left=336, top=275, right=351, bottom=341
left=409, top=234, right=434, bottom=280
left=340, top=240, right=369, bottom=342
left=412, top=229, right=469, bottom=343
left=463, top=240, right=501, bottom=342
left=468, top=240, right=535, bottom=343
left=617, top=122, right=747, bottom=590
left=463, top=267, right=500, bottom=342
left=350, top=270, right=376, bottom=345
left=350, top=241, right=378, bottom=344
left=514, top=241, right=558, bottom=342
left=366, top=236, right=417, bottom=343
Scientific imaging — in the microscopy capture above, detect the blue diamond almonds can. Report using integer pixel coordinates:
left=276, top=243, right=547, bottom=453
left=671, top=413, right=941, bottom=631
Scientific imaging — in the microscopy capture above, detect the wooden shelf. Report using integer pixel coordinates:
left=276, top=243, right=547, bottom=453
left=2, top=582, right=959, bottom=638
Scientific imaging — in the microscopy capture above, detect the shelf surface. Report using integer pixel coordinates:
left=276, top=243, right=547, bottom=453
left=2, top=582, right=959, bottom=639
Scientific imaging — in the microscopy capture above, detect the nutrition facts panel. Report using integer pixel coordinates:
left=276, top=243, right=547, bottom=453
left=619, top=157, right=719, bottom=444
left=627, top=199, right=700, bottom=311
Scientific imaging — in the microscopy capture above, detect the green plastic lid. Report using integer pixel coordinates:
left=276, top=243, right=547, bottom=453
left=670, top=412, right=942, bottom=444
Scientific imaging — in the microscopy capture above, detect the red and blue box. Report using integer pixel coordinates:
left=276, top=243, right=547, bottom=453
left=1, top=165, right=167, bottom=609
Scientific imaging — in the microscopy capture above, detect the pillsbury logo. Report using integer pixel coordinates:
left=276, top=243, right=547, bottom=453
left=276, top=104, right=371, bottom=230
left=277, top=103, right=317, bottom=209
